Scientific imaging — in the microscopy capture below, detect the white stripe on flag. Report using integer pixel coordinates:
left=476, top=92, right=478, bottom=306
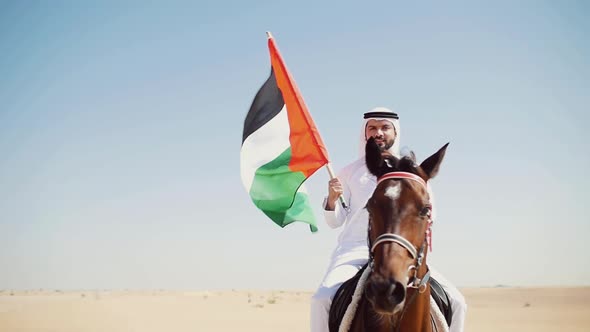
left=240, top=105, right=290, bottom=191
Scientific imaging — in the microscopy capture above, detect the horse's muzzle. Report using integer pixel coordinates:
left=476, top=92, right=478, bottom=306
left=365, top=277, right=406, bottom=314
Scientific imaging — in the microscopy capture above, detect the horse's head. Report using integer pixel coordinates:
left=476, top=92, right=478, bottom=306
left=364, top=137, right=449, bottom=316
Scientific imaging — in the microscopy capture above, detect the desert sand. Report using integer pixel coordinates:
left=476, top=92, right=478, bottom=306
left=0, top=287, right=588, bottom=331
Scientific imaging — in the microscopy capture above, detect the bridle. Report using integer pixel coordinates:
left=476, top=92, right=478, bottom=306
left=368, top=171, right=433, bottom=292
left=366, top=171, right=434, bottom=332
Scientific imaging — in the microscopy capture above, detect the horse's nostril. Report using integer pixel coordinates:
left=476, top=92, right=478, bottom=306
left=388, top=281, right=406, bottom=304
left=366, top=280, right=378, bottom=298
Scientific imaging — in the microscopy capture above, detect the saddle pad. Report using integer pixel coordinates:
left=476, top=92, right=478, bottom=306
left=328, top=264, right=368, bottom=332
left=430, top=276, right=453, bottom=326
left=430, top=295, right=450, bottom=332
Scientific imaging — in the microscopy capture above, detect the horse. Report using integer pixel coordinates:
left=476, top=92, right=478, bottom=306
left=329, top=137, right=450, bottom=332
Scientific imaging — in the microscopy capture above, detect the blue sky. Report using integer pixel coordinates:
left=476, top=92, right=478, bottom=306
left=1, top=1, right=588, bottom=290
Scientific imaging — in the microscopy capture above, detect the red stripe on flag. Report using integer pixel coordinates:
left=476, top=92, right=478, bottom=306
left=268, top=37, right=329, bottom=178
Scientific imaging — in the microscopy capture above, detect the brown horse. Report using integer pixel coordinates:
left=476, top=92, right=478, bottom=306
left=333, top=137, right=449, bottom=332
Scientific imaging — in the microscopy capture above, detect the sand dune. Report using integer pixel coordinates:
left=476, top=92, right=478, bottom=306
left=0, top=287, right=588, bottom=331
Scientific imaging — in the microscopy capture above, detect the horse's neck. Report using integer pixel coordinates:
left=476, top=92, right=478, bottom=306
left=356, top=299, right=397, bottom=332
left=355, top=288, right=432, bottom=332
left=399, top=287, right=432, bottom=332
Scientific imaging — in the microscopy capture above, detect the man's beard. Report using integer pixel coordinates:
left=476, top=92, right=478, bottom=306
left=377, top=137, right=394, bottom=152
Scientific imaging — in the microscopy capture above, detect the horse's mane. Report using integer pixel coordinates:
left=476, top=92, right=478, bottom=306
left=383, top=154, right=417, bottom=173
left=366, top=137, right=427, bottom=179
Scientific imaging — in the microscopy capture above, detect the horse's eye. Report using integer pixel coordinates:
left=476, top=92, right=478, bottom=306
left=419, top=205, right=432, bottom=217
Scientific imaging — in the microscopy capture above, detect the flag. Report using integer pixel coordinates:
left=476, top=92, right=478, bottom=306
left=240, top=33, right=329, bottom=232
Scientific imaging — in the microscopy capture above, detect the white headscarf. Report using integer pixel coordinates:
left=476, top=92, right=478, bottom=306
left=359, top=107, right=401, bottom=158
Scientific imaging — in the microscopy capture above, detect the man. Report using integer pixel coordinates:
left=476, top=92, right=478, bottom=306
left=310, top=107, right=467, bottom=332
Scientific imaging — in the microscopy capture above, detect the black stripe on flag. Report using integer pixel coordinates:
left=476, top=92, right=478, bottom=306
left=242, top=70, right=285, bottom=144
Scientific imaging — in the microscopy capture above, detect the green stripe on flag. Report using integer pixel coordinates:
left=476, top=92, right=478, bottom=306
left=249, top=147, right=318, bottom=232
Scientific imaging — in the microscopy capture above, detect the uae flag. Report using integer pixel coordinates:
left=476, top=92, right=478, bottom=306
left=241, top=33, right=329, bottom=232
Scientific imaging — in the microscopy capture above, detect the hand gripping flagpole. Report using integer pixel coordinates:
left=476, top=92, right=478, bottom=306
left=326, top=164, right=349, bottom=211
left=266, top=31, right=348, bottom=212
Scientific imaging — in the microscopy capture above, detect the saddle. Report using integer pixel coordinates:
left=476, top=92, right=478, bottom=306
left=328, top=264, right=453, bottom=332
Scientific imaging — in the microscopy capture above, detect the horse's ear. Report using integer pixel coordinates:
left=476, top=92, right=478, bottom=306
left=365, top=137, right=383, bottom=177
left=420, top=143, right=449, bottom=180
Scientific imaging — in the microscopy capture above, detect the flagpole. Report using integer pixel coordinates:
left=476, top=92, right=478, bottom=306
left=266, top=31, right=348, bottom=211
left=326, top=164, right=349, bottom=210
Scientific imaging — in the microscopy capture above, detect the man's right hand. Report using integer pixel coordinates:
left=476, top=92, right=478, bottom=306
left=325, top=178, right=343, bottom=211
